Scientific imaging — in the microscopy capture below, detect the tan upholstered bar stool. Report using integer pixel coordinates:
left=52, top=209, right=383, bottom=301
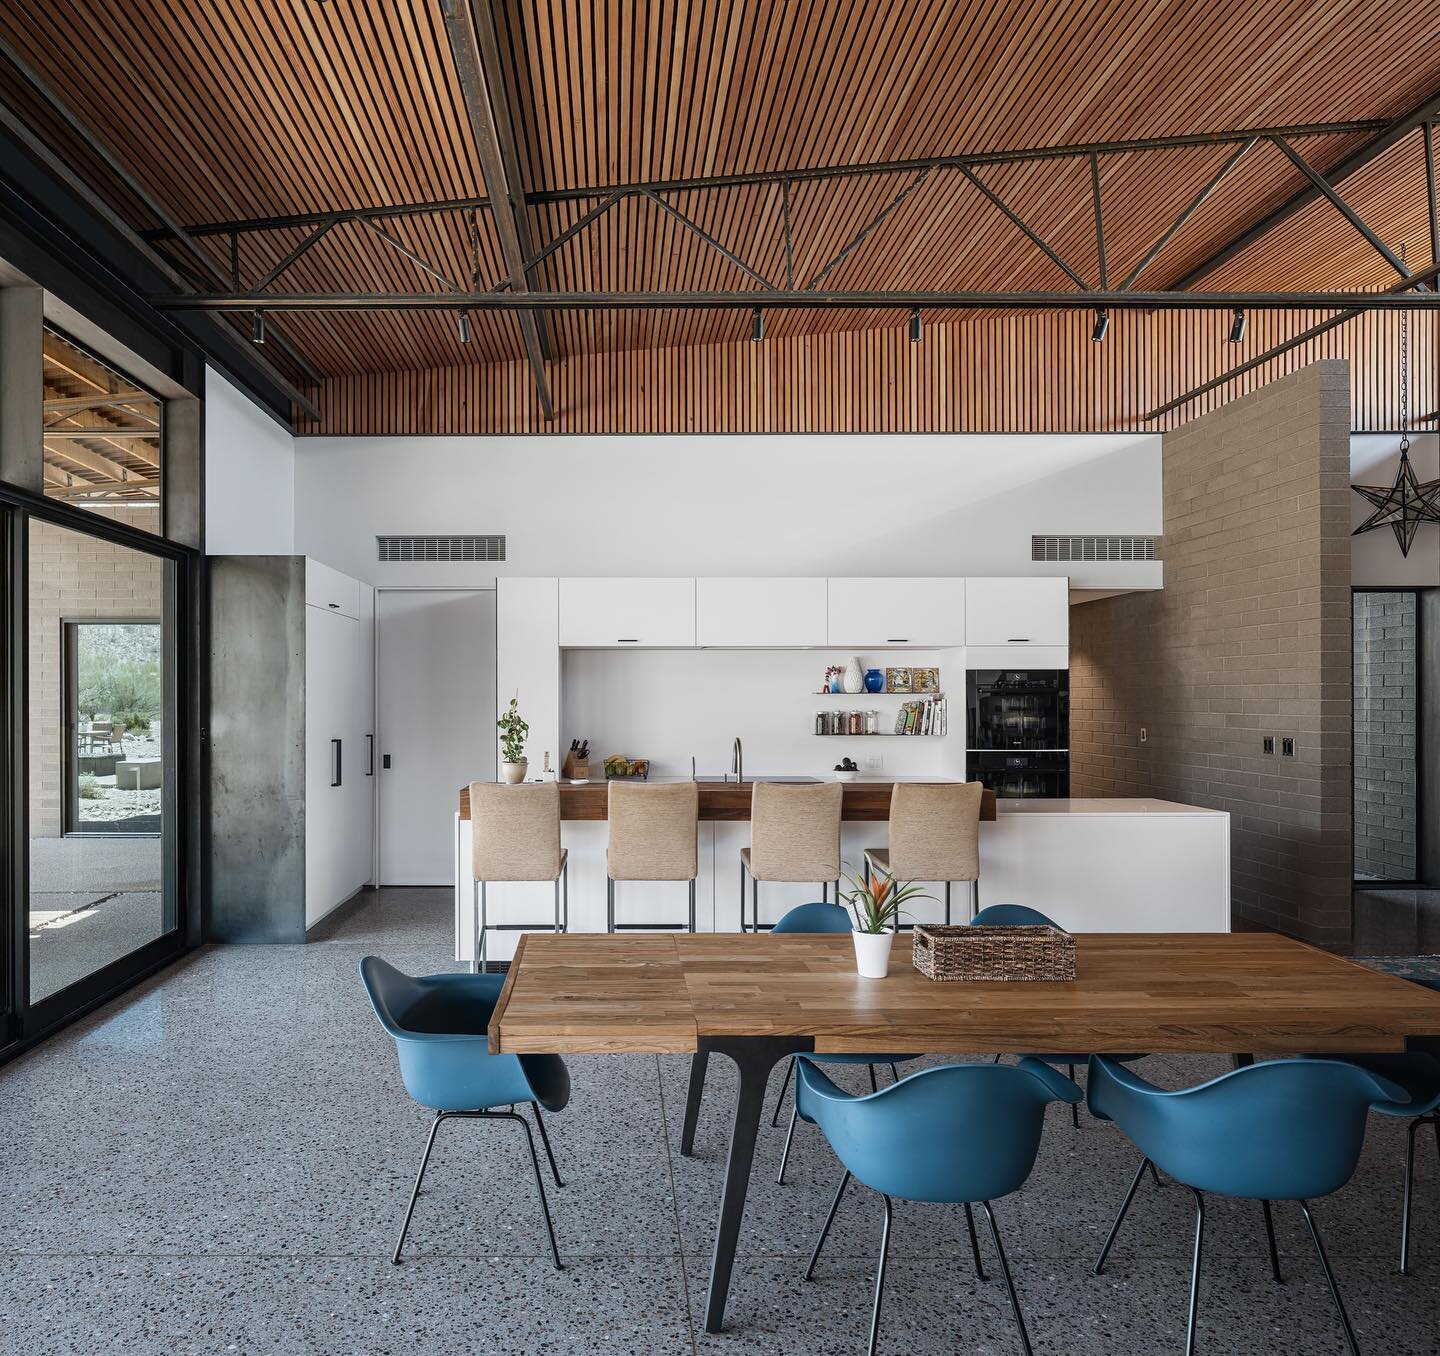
left=606, top=780, right=700, bottom=932
left=863, top=781, right=983, bottom=925
left=468, top=780, right=568, bottom=973
left=740, top=781, right=844, bottom=932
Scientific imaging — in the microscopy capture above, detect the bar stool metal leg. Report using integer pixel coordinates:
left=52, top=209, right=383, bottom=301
left=554, top=874, right=561, bottom=932
left=752, top=874, right=759, bottom=932
left=606, top=876, right=615, bottom=934
left=945, top=880, right=952, bottom=925
left=739, top=860, right=747, bottom=932
left=562, top=858, right=569, bottom=931
left=479, top=880, right=488, bottom=974
left=471, top=879, right=480, bottom=973
left=688, top=878, right=697, bottom=933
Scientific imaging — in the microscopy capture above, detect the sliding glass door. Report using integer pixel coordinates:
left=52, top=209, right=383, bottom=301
left=26, top=522, right=178, bottom=1005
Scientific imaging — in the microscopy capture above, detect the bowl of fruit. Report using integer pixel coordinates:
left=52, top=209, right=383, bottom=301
left=832, top=757, right=860, bottom=783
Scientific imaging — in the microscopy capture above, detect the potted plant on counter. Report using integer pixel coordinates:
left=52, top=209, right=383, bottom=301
left=497, top=696, right=530, bottom=784
left=839, top=865, right=932, bottom=978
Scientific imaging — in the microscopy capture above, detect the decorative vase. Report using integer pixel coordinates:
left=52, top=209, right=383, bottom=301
left=842, top=656, right=865, bottom=694
left=864, top=667, right=885, bottom=693
left=828, top=670, right=844, bottom=693
left=500, top=758, right=529, bottom=785
left=852, top=929, right=894, bottom=979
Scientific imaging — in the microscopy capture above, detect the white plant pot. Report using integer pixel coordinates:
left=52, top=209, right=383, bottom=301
left=852, top=929, right=895, bottom=979
left=500, top=759, right=529, bottom=785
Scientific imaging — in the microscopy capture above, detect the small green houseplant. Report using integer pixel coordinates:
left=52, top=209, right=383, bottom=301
left=839, top=864, right=933, bottom=977
left=497, top=696, right=529, bottom=784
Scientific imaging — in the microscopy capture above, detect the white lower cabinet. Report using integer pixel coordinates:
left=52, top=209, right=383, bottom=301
left=209, top=555, right=374, bottom=942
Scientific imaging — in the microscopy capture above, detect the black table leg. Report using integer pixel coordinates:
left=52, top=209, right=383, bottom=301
left=701, top=1035, right=811, bottom=1333
left=680, top=1050, right=709, bottom=1157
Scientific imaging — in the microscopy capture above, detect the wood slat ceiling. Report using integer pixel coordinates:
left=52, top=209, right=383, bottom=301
left=0, top=0, right=1436, bottom=387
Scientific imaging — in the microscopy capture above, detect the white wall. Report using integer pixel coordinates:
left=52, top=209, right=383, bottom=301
left=293, top=433, right=1162, bottom=589
left=205, top=367, right=295, bottom=555
left=1352, top=432, right=1440, bottom=586
left=562, top=646, right=956, bottom=781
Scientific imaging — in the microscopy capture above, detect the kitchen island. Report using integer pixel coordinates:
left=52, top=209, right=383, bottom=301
left=453, top=782, right=1229, bottom=962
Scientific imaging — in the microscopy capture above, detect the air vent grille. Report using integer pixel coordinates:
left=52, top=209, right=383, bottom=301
left=377, top=535, right=506, bottom=563
left=1031, top=535, right=1156, bottom=563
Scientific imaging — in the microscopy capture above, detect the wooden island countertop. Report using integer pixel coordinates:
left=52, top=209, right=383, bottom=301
left=458, top=778, right=998, bottom=822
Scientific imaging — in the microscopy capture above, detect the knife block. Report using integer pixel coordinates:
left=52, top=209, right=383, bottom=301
left=561, top=750, right=589, bottom=781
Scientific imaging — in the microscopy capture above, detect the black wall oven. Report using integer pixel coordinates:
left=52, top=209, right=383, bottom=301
left=966, top=670, right=1069, bottom=798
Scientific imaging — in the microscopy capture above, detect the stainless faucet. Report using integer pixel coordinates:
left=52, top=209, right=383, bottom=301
left=731, top=737, right=743, bottom=783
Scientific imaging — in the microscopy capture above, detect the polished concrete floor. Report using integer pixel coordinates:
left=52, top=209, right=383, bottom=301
left=1, top=888, right=1438, bottom=1355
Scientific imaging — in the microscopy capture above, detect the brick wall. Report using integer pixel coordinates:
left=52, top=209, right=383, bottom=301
left=1353, top=591, right=1417, bottom=880
left=1070, top=362, right=1355, bottom=947
left=28, top=509, right=163, bottom=838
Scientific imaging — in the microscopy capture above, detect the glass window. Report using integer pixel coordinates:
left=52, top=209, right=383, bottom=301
left=27, top=519, right=175, bottom=1003
left=41, top=327, right=162, bottom=523
left=1353, top=591, right=1418, bottom=882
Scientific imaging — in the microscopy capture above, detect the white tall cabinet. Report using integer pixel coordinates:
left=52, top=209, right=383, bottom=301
left=209, top=555, right=375, bottom=942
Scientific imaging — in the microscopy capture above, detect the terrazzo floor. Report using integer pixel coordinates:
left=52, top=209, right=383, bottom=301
left=1, top=888, right=1438, bottom=1355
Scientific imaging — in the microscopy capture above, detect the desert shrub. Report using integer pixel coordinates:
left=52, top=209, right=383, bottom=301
left=109, top=710, right=151, bottom=735
left=77, top=773, right=103, bottom=801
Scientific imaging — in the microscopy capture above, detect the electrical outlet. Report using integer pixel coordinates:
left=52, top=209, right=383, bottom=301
left=1263, top=736, right=1274, bottom=755
left=865, top=755, right=884, bottom=771
left=1281, top=736, right=1295, bottom=757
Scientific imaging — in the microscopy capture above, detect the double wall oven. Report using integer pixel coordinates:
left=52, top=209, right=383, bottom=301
left=965, top=669, right=1069, bottom=798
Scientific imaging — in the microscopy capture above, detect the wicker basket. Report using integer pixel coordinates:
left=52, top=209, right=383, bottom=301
left=912, top=923, right=1076, bottom=982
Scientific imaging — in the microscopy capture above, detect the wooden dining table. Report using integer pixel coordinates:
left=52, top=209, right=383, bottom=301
left=488, top=929, right=1440, bottom=1334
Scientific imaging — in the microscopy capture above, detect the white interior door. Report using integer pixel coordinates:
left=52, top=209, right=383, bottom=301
left=377, top=589, right=496, bottom=885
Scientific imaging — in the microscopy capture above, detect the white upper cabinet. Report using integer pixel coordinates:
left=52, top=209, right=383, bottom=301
left=697, top=578, right=828, bottom=647
left=964, top=577, right=1069, bottom=647
left=306, top=557, right=360, bottom=619
left=826, top=577, right=967, bottom=647
left=558, top=577, right=697, bottom=647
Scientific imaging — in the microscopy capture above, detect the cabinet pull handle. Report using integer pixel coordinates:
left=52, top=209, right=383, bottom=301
left=328, top=602, right=339, bottom=609
left=331, top=738, right=342, bottom=787
left=617, top=637, right=639, bottom=643
left=886, top=637, right=909, bottom=643
left=1008, top=637, right=1030, bottom=642
left=366, top=734, right=374, bottom=776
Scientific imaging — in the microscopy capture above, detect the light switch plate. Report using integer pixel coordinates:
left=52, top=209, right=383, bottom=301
left=865, top=755, right=884, bottom=771
left=1263, top=736, right=1274, bottom=755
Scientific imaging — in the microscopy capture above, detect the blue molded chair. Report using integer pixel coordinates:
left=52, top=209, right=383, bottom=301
left=360, top=956, right=571, bottom=1266
left=1087, top=1055, right=1409, bottom=1355
left=971, top=904, right=1143, bottom=1129
left=1330, top=1052, right=1440, bottom=1274
left=798, top=1056, right=1081, bottom=1356
left=767, top=902, right=918, bottom=1184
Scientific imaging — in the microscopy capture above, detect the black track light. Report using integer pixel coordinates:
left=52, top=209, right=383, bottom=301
left=1228, top=307, right=1247, bottom=344
left=750, top=306, right=764, bottom=342
left=251, top=311, right=266, bottom=345
left=908, top=306, right=922, bottom=343
left=457, top=311, right=471, bottom=344
left=1091, top=308, right=1109, bottom=343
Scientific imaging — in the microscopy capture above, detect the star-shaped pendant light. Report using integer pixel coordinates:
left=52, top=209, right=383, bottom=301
left=1352, top=277, right=1440, bottom=557
left=1352, top=435, right=1440, bottom=557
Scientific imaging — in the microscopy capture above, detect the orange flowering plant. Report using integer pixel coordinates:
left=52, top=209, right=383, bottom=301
left=838, top=863, right=934, bottom=934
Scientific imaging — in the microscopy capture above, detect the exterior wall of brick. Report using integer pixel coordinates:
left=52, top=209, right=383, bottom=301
left=1070, top=362, right=1355, bottom=947
left=28, top=509, right=163, bottom=838
left=1353, top=591, right=1417, bottom=880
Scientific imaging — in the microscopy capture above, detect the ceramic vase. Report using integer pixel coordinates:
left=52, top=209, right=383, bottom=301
left=842, top=656, right=865, bottom=694
left=500, top=758, right=529, bottom=785
left=864, top=668, right=885, bottom=693
left=852, top=929, right=894, bottom=979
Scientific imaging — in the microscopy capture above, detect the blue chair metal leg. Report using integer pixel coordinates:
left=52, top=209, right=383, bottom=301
left=805, top=1168, right=851, bottom=1280
left=1068, top=1063, right=1080, bottom=1128
left=964, top=1202, right=988, bottom=1281
left=394, top=1111, right=447, bottom=1264
left=1299, top=1201, right=1360, bottom=1356
left=1094, top=1155, right=1152, bottom=1274
left=868, top=1065, right=879, bottom=1094
left=532, top=1104, right=564, bottom=1187
left=868, top=1195, right=893, bottom=1356
left=1400, top=1115, right=1427, bottom=1274
left=983, top=1201, right=1033, bottom=1356
left=887, top=1062, right=900, bottom=1084
left=1261, top=1200, right=1283, bottom=1284
left=770, top=1057, right=795, bottom=1127
left=777, top=1100, right=800, bottom=1184
left=1185, top=1190, right=1206, bottom=1356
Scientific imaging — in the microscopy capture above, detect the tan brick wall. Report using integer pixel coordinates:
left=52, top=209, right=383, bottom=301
left=28, top=509, right=163, bottom=838
left=1070, top=362, right=1354, bottom=947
